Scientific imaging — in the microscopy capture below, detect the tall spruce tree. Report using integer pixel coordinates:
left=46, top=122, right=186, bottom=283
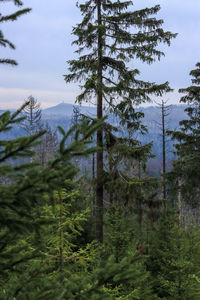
left=65, top=0, right=177, bottom=242
left=0, top=0, right=31, bottom=66
left=168, top=62, right=200, bottom=207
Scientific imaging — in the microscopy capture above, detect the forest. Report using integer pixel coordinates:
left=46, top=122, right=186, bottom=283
left=1, top=0, right=200, bottom=299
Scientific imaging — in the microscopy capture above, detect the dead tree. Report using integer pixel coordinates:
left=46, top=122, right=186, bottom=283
left=155, top=99, right=172, bottom=199
left=21, top=96, right=42, bottom=136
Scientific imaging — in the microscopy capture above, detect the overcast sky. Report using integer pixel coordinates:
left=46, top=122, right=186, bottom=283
left=0, top=0, right=200, bottom=109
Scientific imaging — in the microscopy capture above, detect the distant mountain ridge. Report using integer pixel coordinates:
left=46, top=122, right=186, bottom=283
left=42, top=101, right=187, bottom=115
left=42, top=102, right=188, bottom=122
left=1, top=102, right=188, bottom=175
left=1, top=102, right=187, bottom=120
left=43, top=102, right=96, bottom=117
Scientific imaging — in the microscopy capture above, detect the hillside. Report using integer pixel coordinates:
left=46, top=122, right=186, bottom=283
left=43, top=103, right=188, bottom=175
left=0, top=103, right=188, bottom=175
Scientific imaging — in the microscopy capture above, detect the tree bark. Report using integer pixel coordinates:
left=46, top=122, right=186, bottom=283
left=162, top=100, right=166, bottom=199
left=59, top=194, right=63, bottom=273
left=92, top=153, right=96, bottom=216
left=96, top=0, right=103, bottom=243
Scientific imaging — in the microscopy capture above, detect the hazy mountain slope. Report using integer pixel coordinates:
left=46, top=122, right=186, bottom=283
left=43, top=102, right=96, bottom=118
left=0, top=103, right=188, bottom=175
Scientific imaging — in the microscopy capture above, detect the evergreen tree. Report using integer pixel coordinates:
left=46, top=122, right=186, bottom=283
left=65, top=0, right=177, bottom=242
left=147, top=211, right=200, bottom=299
left=0, top=106, right=155, bottom=299
left=0, top=103, right=101, bottom=284
left=103, top=113, right=157, bottom=230
left=0, top=0, right=31, bottom=66
left=168, top=62, right=200, bottom=207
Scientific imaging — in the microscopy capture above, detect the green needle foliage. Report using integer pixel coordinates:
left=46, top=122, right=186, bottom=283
left=65, top=0, right=176, bottom=108
left=0, top=0, right=31, bottom=66
left=0, top=106, right=156, bottom=299
left=147, top=211, right=200, bottom=299
left=0, top=104, right=102, bottom=292
left=103, top=117, right=159, bottom=230
left=168, top=62, right=200, bottom=207
left=65, top=0, right=177, bottom=242
left=0, top=105, right=157, bottom=299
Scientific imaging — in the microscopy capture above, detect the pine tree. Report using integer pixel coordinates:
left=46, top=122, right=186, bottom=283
left=168, top=62, right=200, bottom=207
left=0, top=0, right=31, bottom=66
left=65, top=0, right=177, bottom=242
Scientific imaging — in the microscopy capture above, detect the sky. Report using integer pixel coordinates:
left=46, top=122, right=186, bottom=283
left=0, top=0, right=200, bottom=109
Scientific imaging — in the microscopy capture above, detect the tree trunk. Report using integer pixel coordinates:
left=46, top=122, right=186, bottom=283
left=92, top=153, right=96, bottom=216
left=162, top=100, right=166, bottom=199
left=59, top=194, right=63, bottom=273
left=96, top=0, right=103, bottom=243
